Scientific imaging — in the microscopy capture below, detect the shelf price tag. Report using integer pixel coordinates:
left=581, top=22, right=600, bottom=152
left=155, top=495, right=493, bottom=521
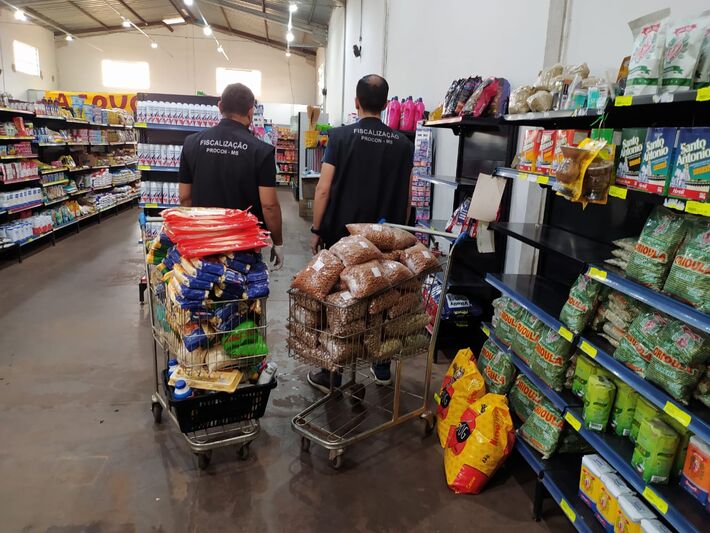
left=527, top=174, right=539, bottom=183
left=642, top=487, right=668, bottom=515
left=517, top=172, right=528, bottom=181
left=538, top=176, right=550, bottom=185
left=608, top=185, right=627, bottom=200
left=481, top=325, right=490, bottom=337
left=685, top=200, right=710, bottom=217
left=558, top=326, right=574, bottom=342
left=580, top=341, right=597, bottom=358
left=696, top=87, right=710, bottom=102
left=615, top=95, right=633, bottom=106
left=588, top=267, right=607, bottom=281
left=663, top=402, right=691, bottom=427
left=564, top=412, right=582, bottom=432
left=559, top=499, right=576, bottom=523
left=134, top=122, right=147, bottom=128
left=663, top=198, right=686, bottom=212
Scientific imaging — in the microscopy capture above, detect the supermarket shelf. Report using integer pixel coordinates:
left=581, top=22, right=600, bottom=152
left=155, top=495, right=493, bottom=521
left=136, top=165, right=179, bottom=172
left=39, top=167, right=68, bottom=175
left=489, top=222, right=615, bottom=265
left=139, top=202, right=176, bottom=209
left=0, top=136, right=35, bottom=141
left=0, top=107, right=34, bottom=115
left=1, top=175, right=41, bottom=185
left=515, top=437, right=546, bottom=476
left=90, top=142, right=108, bottom=146
left=92, top=184, right=113, bottom=191
left=495, top=167, right=556, bottom=187
left=66, top=118, right=88, bottom=124
left=5, top=200, right=43, bottom=214
left=18, top=230, right=53, bottom=247
left=67, top=141, right=90, bottom=146
left=613, top=90, right=708, bottom=107
left=416, top=175, right=477, bottom=188
left=43, top=196, right=69, bottom=206
left=37, top=142, right=67, bottom=147
left=503, top=108, right=602, bottom=126
left=585, top=265, right=710, bottom=334
left=567, top=407, right=706, bottom=533
left=134, top=122, right=208, bottom=132
left=109, top=141, right=137, bottom=145
left=99, top=195, right=138, bottom=212
left=41, top=179, right=69, bottom=187
left=70, top=188, right=92, bottom=197
left=53, top=212, right=98, bottom=231
left=423, top=115, right=502, bottom=129
left=34, top=114, right=65, bottom=120
left=0, top=153, right=38, bottom=160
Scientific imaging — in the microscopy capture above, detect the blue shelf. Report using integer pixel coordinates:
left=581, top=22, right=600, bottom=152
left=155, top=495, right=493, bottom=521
left=568, top=407, right=706, bottom=533
left=137, top=165, right=179, bottom=173
left=586, top=265, right=710, bottom=334
left=135, top=122, right=208, bottom=132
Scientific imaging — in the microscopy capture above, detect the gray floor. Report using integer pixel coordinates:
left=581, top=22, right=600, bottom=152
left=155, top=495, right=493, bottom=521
left=0, top=190, right=572, bottom=532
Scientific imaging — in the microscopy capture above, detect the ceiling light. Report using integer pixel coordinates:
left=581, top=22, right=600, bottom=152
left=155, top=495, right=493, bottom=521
left=14, top=9, right=27, bottom=21
left=151, top=41, right=158, bottom=49
left=217, top=45, right=224, bottom=54
left=122, top=18, right=131, bottom=28
left=286, top=31, right=294, bottom=42
left=65, top=34, right=74, bottom=42
left=285, top=50, right=292, bottom=58
left=162, top=16, right=185, bottom=25
left=289, top=3, right=298, bottom=13
left=184, top=0, right=194, bottom=6
left=203, top=26, right=212, bottom=36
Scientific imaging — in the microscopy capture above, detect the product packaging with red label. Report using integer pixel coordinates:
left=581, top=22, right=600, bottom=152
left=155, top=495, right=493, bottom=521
left=536, top=130, right=557, bottom=174
left=518, top=129, right=542, bottom=172
left=668, top=127, right=710, bottom=202
left=634, top=127, right=678, bottom=195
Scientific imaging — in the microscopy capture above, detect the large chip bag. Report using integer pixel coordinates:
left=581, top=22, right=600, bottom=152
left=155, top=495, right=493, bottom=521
left=559, top=274, right=602, bottom=333
left=444, top=393, right=515, bottom=494
left=613, top=312, right=668, bottom=377
left=495, top=298, right=522, bottom=347
left=512, top=310, right=544, bottom=365
left=482, top=347, right=517, bottom=394
left=436, top=348, right=487, bottom=448
left=530, top=325, right=573, bottom=391
left=663, top=218, right=710, bottom=312
left=509, top=375, right=543, bottom=422
left=518, top=398, right=566, bottom=459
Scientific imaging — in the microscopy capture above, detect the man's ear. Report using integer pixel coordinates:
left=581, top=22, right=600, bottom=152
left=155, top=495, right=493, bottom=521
left=248, top=107, right=255, bottom=123
left=354, top=97, right=361, bottom=111
left=218, top=100, right=223, bottom=114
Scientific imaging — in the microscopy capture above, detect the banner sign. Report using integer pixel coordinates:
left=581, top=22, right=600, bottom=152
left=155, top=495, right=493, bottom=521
left=44, top=91, right=137, bottom=112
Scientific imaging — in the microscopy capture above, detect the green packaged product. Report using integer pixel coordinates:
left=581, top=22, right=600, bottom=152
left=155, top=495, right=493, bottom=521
left=509, top=375, right=543, bottom=422
left=512, top=310, right=544, bottom=365
left=631, top=418, right=679, bottom=484
left=663, top=218, right=710, bottom=312
left=482, top=348, right=517, bottom=394
left=626, top=207, right=687, bottom=290
left=572, top=353, right=599, bottom=398
left=495, top=298, right=522, bottom=347
left=530, top=325, right=573, bottom=391
left=645, top=338, right=704, bottom=405
left=654, top=320, right=709, bottom=366
left=662, top=414, right=691, bottom=478
left=518, top=399, right=565, bottom=459
left=476, top=338, right=499, bottom=375
left=610, top=378, right=639, bottom=437
left=613, top=312, right=668, bottom=377
left=630, top=397, right=660, bottom=443
left=559, top=274, right=602, bottom=333
left=694, top=368, right=710, bottom=408
left=583, top=374, right=617, bottom=432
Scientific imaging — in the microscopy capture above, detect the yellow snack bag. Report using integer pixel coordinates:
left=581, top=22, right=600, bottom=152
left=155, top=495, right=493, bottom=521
left=444, top=393, right=515, bottom=494
left=436, top=348, right=486, bottom=447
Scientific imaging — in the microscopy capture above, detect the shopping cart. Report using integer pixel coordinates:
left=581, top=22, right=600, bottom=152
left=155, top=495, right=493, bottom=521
left=288, top=224, right=460, bottom=469
left=142, top=222, right=276, bottom=470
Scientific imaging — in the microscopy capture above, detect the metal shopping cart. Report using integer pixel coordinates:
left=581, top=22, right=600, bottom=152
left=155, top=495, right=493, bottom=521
left=288, top=224, right=460, bottom=469
left=143, top=222, right=276, bottom=470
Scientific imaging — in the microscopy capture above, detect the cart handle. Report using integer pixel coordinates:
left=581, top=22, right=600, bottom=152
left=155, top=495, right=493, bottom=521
left=381, top=220, right=465, bottom=243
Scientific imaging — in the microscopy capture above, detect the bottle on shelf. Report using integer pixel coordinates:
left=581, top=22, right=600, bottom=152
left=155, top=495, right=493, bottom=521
left=386, top=97, right=401, bottom=130
left=400, top=96, right=415, bottom=131
left=414, top=97, right=425, bottom=124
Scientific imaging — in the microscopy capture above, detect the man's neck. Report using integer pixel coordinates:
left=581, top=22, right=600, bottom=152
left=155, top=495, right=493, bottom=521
left=222, top=114, right=250, bottom=127
left=358, top=112, right=381, bottom=120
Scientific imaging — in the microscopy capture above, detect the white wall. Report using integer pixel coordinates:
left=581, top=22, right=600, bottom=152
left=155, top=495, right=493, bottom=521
left=0, top=8, right=58, bottom=99
left=324, top=5, right=346, bottom=124
left=54, top=25, right=316, bottom=105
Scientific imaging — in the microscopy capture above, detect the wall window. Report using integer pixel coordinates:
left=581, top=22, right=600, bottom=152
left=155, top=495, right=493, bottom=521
left=216, top=68, right=262, bottom=97
left=13, top=40, right=40, bottom=77
left=101, top=60, right=150, bottom=90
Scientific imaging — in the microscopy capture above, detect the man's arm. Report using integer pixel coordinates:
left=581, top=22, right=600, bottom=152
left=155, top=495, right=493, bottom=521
left=312, top=162, right=335, bottom=232
left=259, top=186, right=283, bottom=246
left=179, top=183, right=192, bottom=207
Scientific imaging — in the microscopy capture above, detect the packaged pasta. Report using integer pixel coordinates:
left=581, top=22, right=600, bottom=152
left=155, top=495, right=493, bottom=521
left=329, top=235, right=383, bottom=266
left=339, top=260, right=389, bottom=299
left=291, top=250, right=344, bottom=300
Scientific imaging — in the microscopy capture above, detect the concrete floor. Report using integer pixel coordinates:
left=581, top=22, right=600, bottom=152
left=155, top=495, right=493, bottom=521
left=0, top=191, right=573, bottom=532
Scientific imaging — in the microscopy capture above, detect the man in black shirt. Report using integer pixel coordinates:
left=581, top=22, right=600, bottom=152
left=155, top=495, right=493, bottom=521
left=179, top=83, right=283, bottom=269
left=307, top=74, right=414, bottom=393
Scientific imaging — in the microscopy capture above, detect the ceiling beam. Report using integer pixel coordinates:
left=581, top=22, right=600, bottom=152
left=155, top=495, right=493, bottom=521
left=68, top=0, right=110, bottom=30
left=262, top=0, right=269, bottom=44
left=117, top=0, right=148, bottom=26
left=168, top=0, right=195, bottom=22
left=69, top=22, right=165, bottom=36
left=220, top=6, right=233, bottom=31
left=21, top=6, right=73, bottom=35
left=209, top=22, right=315, bottom=58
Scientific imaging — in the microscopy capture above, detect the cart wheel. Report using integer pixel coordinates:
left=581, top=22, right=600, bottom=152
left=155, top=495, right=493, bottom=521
left=330, top=454, right=343, bottom=470
left=196, top=451, right=211, bottom=470
left=238, top=443, right=250, bottom=461
left=151, top=402, right=162, bottom=424
left=300, top=436, right=311, bottom=453
left=421, top=412, right=435, bottom=436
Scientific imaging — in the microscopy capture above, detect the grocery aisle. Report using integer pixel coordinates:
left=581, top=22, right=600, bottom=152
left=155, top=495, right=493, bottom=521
left=0, top=191, right=570, bottom=532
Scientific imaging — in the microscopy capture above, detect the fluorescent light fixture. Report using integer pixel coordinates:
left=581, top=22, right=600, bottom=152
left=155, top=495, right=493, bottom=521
left=65, top=34, right=74, bottom=42
left=203, top=26, right=212, bottom=36
left=162, top=16, right=185, bottom=25
left=285, top=50, right=292, bottom=58
left=217, top=45, right=224, bottom=54
left=184, top=0, right=194, bottom=6
left=289, top=3, right=298, bottom=13
left=286, top=31, right=294, bottom=42
left=151, top=41, right=158, bottom=49
left=14, top=9, right=27, bottom=21
left=122, top=18, right=131, bottom=28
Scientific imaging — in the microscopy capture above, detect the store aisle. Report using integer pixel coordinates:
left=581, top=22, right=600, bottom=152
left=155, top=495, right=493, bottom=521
left=0, top=191, right=571, bottom=532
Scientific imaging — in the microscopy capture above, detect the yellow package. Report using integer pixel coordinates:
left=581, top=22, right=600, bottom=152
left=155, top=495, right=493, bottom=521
left=598, top=472, right=633, bottom=531
left=436, top=347, right=486, bottom=447
left=555, top=138, right=607, bottom=202
left=444, top=393, right=515, bottom=494
left=615, top=494, right=655, bottom=533
left=579, top=454, right=614, bottom=510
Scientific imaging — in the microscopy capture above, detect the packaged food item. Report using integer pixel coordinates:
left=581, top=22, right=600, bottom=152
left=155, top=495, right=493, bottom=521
left=530, top=325, right=572, bottom=391
left=517, top=129, right=542, bottom=172
left=444, top=394, right=515, bottom=494
left=482, top=348, right=516, bottom=394
left=572, top=353, right=599, bottom=398
left=646, top=339, right=704, bottom=404
left=681, top=436, right=710, bottom=505
left=518, top=399, right=565, bottom=459
left=508, top=85, right=535, bottom=114
left=635, top=127, right=678, bottom=195
left=616, top=495, right=655, bottom=533
left=560, top=274, right=602, bottom=333
left=555, top=138, right=607, bottom=202
left=625, top=11, right=669, bottom=96
left=630, top=397, right=660, bottom=443
left=319, top=331, right=361, bottom=362
left=436, top=348, right=486, bottom=447
left=584, top=129, right=619, bottom=204
left=552, top=130, right=589, bottom=176
left=383, top=312, right=430, bottom=337
left=379, top=259, right=413, bottom=285
left=663, top=413, right=691, bottom=478
left=325, top=290, right=366, bottom=327
left=291, top=250, right=344, bottom=300
left=494, top=298, right=522, bottom=347
left=661, top=18, right=709, bottom=93
left=616, top=128, right=648, bottom=187
left=460, top=77, right=498, bottom=117
left=290, top=288, right=322, bottom=312
left=668, top=127, right=710, bottom=201
left=694, top=368, right=710, bottom=408
left=536, top=130, right=556, bottom=174
left=401, top=332, right=429, bottom=356
left=287, top=322, right=319, bottom=348
left=484, top=77, right=510, bottom=118
left=597, top=472, right=633, bottom=531
left=583, top=375, right=616, bottom=431
left=387, top=292, right=422, bottom=319
left=328, top=235, right=382, bottom=266
left=578, top=454, right=614, bottom=511
left=663, top=217, right=710, bottom=311
left=626, top=206, right=687, bottom=290
left=696, top=26, right=710, bottom=88
left=509, top=375, right=542, bottom=422
left=526, top=90, right=553, bottom=112
left=535, top=64, right=564, bottom=90
left=631, top=417, right=679, bottom=483
left=346, top=223, right=416, bottom=251
left=290, top=302, right=322, bottom=329
left=368, top=288, right=399, bottom=314
left=613, top=312, right=668, bottom=376
left=640, top=519, right=673, bottom=533
left=402, top=243, right=439, bottom=275
left=610, top=378, right=639, bottom=437
left=339, top=260, right=389, bottom=299
left=476, top=338, right=499, bottom=375
left=512, top=310, right=543, bottom=365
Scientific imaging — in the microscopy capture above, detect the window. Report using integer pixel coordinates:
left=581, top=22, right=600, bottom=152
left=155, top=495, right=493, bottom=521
left=101, top=60, right=150, bottom=90
left=216, top=68, right=262, bottom=97
left=13, top=40, right=40, bottom=77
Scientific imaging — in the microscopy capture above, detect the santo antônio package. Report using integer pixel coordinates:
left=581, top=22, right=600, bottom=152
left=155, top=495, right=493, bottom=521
left=616, top=128, right=648, bottom=187
left=635, top=127, right=678, bottom=194
left=668, top=127, right=710, bottom=202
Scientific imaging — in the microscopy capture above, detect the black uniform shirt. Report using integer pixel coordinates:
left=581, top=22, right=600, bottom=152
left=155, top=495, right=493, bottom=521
left=179, top=118, right=276, bottom=222
left=320, top=117, right=414, bottom=246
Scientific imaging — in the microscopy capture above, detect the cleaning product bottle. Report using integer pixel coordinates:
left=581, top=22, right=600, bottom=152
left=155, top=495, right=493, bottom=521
left=386, top=97, right=401, bottom=130
left=167, top=358, right=179, bottom=377
left=173, top=379, right=192, bottom=400
left=401, top=96, right=415, bottom=131
left=414, top=97, right=426, bottom=124
left=257, top=361, right=278, bottom=384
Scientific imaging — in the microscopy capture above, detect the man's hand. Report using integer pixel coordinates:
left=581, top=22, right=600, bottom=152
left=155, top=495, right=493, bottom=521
left=310, top=234, right=323, bottom=255
left=269, top=245, right=284, bottom=271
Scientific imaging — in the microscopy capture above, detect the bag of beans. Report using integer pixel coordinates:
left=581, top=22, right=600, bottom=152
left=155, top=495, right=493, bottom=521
left=495, top=298, right=522, bottom=347
left=663, top=218, right=710, bottom=312
left=380, top=259, right=414, bottom=285
left=387, top=292, right=422, bottom=319
left=346, top=223, right=417, bottom=251
left=559, top=274, right=602, bottom=333
left=482, top=348, right=517, bottom=394
left=291, top=250, right=344, bottom=300
left=512, top=310, right=544, bottom=365
left=325, top=290, right=367, bottom=329
left=368, top=288, right=399, bottom=314
left=402, top=243, right=440, bottom=275
left=530, top=325, right=573, bottom=391
left=613, top=312, right=668, bottom=377
left=329, top=235, right=383, bottom=266
left=509, top=375, right=543, bottom=422
left=340, top=260, right=389, bottom=298
left=518, top=399, right=565, bottom=459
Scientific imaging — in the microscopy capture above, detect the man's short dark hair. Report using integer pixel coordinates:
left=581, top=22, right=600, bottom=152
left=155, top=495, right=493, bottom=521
left=221, top=83, right=255, bottom=115
left=356, top=74, right=389, bottom=114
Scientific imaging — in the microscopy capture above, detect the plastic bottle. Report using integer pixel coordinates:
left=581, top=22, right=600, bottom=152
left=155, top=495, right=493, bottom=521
left=414, top=97, right=426, bottom=124
left=167, top=358, right=179, bottom=377
left=401, top=96, right=415, bottom=131
left=173, top=379, right=192, bottom=400
left=386, top=97, right=401, bottom=129
left=257, top=362, right=278, bottom=384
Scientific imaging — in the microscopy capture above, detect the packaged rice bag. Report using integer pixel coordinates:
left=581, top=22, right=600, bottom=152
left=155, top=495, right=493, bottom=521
left=631, top=417, right=679, bottom=484
left=291, top=250, right=344, bottom=300
left=663, top=217, right=710, bottom=312
left=625, top=11, right=668, bottom=96
left=661, top=17, right=709, bottom=93
left=530, top=326, right=573, bottom=391
left=646, top=340, right=704, bottom=404
left=476, top=338, right=499, bottom=375
left=517, top=129, right=542, bottom=172
left=560, top=274, right=602, bottom=333
left=512, top=310, right=544, bottom=365
left=613, top=312, right=668, bottom=376
left=495, top=298, right=522, bottom=347
left=611, top=378, right=639, bottom=437
left=482, top=348, right=517, bottom=394
left=583, top=375, right=617, bottom=432
left=572, top=353, right=599, bottom=398
left=518, top=399, right=565, bottom=459
left=509, top=375, right=543, bottom=422
left=631, top=397, right=660, bottom=443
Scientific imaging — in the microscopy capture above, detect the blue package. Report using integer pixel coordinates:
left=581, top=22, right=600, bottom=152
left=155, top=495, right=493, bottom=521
left=212, top=303, right=241, bottom=331
left=250, top=261, right=268, bottom=273
left=159, top=232, right=174, bottom=247
left=246, top=270, right=269, bottom=284
left=246, top=281, right=269, bottom=299
left=178, top=286, right=210, bottom=301
left=223, top=268, right=247, bottom=286
left=225, top=258, right=251, bottom=273
left=183, top=323, right=210, bottom=352
left=441, top=293, right=482, bottom=320
left=214, top=284, right=244, bottom=302
left=232, top=251, right=260, bottom=264
left=167, top=246, right=181, bottom=265
left=191, top=258, right=225, bottom=276
left=175, top=296, right=207, bottom=311
left=182, top=275, right=213, bottom=291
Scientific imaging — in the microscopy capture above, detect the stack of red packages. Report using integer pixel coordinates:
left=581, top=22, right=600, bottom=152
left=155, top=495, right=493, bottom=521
left=161, top=207, right=270, bottom=258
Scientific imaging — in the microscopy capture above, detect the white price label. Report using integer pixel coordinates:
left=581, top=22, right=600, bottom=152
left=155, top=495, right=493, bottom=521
left=372, top=267, right=382, bottom=278
left=373, top=225, right=383, bottom=232
left=423, top=251, right=432, bottom=259
left=312, top=258, right=324, bottom=272
left=342, top=291, right=353, bottom=301
left=359, top=241, right=368, bottom=248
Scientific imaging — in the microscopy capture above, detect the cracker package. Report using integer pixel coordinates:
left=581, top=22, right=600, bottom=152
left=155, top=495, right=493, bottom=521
left=518, top=129, right=542, bottom=172
left=616, top=128, right=648, bottom=187
left=635, top=127, right=678, bottom=195
left=668, top=127, right=710, bottom=202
